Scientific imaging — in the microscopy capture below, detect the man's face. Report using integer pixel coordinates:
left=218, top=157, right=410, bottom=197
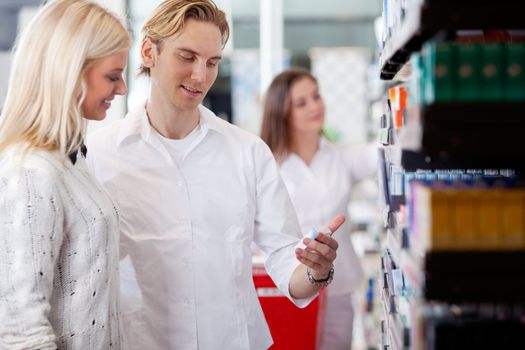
left=144, top=19, right=223, bottom=112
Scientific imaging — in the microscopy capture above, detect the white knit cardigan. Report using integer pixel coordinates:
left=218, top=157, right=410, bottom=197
left=0, top=148, right=120, bottom=349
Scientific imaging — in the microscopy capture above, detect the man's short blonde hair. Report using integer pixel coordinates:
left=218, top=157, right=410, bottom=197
left=139, top=0, right=230, bottom=77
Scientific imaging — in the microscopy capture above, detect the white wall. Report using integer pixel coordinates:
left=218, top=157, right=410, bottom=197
left=0, top=5, right=36, bottom=111
left=310, top=47, right=372, bottom=144
left=0, top=51, right=10, bottom=110
left=230, top=0, right=380, bottom=18
left=17, top=5, right=38, bottom=32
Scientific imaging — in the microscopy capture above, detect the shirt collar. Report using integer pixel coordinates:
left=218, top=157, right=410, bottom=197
left=116, top=101, right=144, bottom=146
left=197, top=104, right=229, bottom=135
left=281, top=135, right=330, bottom=169
left=116, top=102, right=228, bottom=148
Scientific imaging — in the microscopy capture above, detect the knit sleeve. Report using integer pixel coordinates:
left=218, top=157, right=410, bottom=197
left=0, top=163, right=64, bottom=350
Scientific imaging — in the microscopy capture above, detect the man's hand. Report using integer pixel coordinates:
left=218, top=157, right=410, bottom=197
left=295, top=215, right=344, bottom=279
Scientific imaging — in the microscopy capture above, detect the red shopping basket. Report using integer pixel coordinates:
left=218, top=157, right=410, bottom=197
left=253, top=264, right=326, bottom=350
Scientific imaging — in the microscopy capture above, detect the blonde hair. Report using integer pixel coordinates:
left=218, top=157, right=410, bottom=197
left=0, top=0, right=131, bottom=156
left=139, top=0, right=229, bottom=77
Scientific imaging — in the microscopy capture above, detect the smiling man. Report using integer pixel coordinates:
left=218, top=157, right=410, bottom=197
left=86, top=1, right=343, bottom=349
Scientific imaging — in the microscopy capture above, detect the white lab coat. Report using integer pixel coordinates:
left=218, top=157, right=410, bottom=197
left=86, top=103, right=314, bottom=350
left=279, top=138, right=377, bottom=349
left=280, top=138, right=377, bottom=296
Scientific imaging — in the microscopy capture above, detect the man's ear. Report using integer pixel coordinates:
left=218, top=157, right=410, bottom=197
left=141, top=37, right=156, bottom=70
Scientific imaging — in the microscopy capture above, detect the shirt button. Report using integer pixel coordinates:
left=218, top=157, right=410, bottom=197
left=176, top=180, right=183, bottom=187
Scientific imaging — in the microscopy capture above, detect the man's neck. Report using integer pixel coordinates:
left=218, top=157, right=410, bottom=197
left=146, top=94, right=200, bottom=140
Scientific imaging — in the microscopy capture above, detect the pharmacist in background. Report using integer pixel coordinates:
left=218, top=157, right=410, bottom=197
left=261, top=67, right=378, bottom=350
left=86, top=0, right=344, bottom=349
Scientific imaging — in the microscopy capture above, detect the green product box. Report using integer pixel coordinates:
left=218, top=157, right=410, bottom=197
left=422, top=42, right=433, bottom=104
left=423, top=42, right=455, bottom=104
left=480, top=43, right=504, bottom=101
left=409, top=52, right=424, bottom=105
left=504, top=42, right=525, bottom=101
left=456, top=43, right=481, bottom=102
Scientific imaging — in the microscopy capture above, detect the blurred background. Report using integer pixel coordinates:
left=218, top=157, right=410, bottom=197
left=0, top=0, right=384, bottom=142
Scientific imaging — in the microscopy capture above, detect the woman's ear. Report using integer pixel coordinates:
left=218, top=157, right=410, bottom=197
left=141, top=37, right=156, bottom=70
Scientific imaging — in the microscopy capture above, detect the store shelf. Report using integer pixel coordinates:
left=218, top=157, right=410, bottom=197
left=386, top=229, right=403, bottom=265
left=424, top=251, right=525, bottom=303
left=401, top=149, right=525, bottom=172
left=381, top=289, right=409, bottom=350
left=386, top=228, right=424, bottom=297
left=401, top=150, right=469, bottom=171
left=380, top=0, right=525, bottom=80
left=423, top=306, right=525, bottom=350
left=399, top=250, right=424, bottom=296
left=401, top=102, right=525, bottom=170
left=387, top=314, right=406, bottom=350
left=379, top=2, right=525, bottom=348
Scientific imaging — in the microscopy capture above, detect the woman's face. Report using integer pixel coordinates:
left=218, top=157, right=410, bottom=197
left=288, top=76, right=325, bottom=135
left=82, top=50, right=128, bottom=121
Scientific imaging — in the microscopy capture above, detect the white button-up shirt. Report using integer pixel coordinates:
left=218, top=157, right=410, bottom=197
left=86, top=104, right=312, bottom=350
left=279, top=138, right=377, bottom=296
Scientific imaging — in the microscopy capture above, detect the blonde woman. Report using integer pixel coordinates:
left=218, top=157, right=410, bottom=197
left=0, top=1, right=130, bottom=349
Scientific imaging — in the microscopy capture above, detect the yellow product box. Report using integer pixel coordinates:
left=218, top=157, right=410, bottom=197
left=453, top=190, right=477, bottom=250
left=499, top=189, right=524, bottom=250
left=411, top=183, right=429, bottom=255
left=412, top=183, right=433, bottom=254
left=413, top=184, right=454, bottom=252
left=476, top=189, right=501, bottom=250
left=431, top=188, right=455, bottom=250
